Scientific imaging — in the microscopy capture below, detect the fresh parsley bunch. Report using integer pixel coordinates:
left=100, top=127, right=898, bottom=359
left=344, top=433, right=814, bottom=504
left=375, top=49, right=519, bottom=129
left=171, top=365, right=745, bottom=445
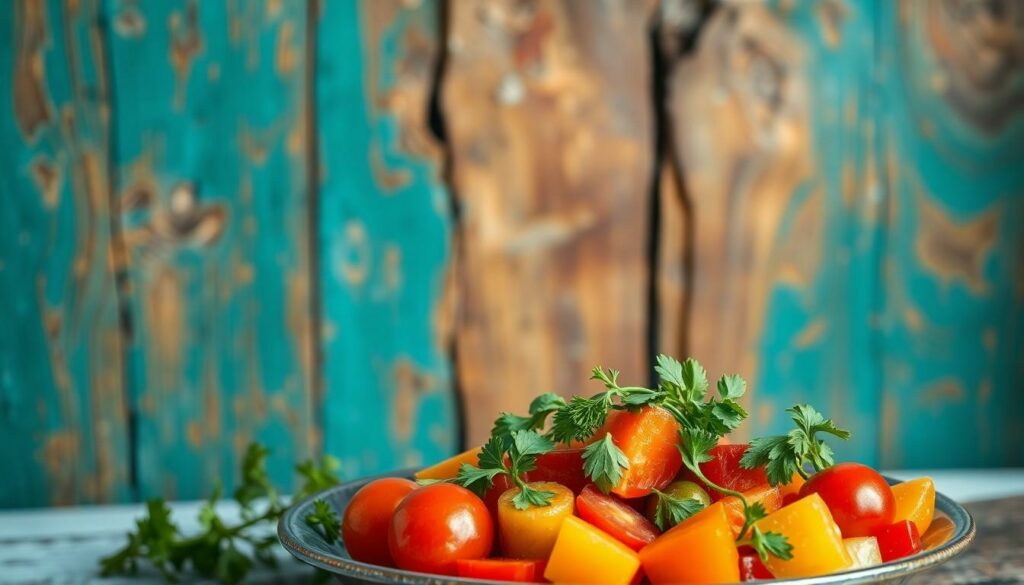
left=99, top=443, right=341, bottom=584
left=454, top=429, right=557, bottom=509
left=740, top=404, right=851, bottom=485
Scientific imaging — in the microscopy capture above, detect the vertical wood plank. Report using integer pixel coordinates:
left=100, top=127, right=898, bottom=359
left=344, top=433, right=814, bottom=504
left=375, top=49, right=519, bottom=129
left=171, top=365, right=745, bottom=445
left=444, top=0, right=658, bottom=445
left=663, top=0, right=883, bottom=460
left=107, top=0, right=314, bottom=498
left=0, top=0, right=131, bottom=506
left=318, top=0, right=459, bottom=476
left=876, top=0, right=1024, bottom=467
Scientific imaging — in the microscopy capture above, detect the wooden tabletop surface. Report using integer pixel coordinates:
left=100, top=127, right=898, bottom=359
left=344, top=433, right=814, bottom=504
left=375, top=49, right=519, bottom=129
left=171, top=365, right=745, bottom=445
left=0, top=470, right=1021, bottom=584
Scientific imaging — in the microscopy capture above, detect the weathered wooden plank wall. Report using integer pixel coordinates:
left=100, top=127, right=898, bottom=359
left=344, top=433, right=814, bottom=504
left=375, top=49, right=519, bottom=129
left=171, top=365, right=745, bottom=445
left=444, top=0, right=658, bottom=444
left=317, top=0, right=458, bottom=478
left=0, top=0, right=131, bottom=507
left=108, top=0, right=314, bottom=499
left=2, top=0, right=1022, bottom=508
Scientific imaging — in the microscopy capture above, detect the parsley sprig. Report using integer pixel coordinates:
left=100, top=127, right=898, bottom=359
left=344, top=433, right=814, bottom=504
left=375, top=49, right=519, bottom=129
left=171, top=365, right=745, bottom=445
left=740, top=404, right=852, bottom=485
left=549, top=366, right=664, bottom=444
left=455, top=429, right=556, bottom=509
left=649, top=489, right=706, bottom=531
left=677, top=428, right=793, bottom=562
left=99, top=443, right=341, bottom=584
left=492, top=393, right=566, bottom=439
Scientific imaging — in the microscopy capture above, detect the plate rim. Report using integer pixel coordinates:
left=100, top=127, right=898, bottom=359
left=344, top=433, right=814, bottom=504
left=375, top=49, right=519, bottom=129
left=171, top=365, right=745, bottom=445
left=278, top=471, right=976, bottom=585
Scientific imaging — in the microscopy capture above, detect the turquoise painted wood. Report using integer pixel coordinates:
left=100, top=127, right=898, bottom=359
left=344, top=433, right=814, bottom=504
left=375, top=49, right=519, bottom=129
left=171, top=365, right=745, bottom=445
left=107, top=0, right=314, bottom=499
left=744, top=0, right=886, bottom=465
left=875, top=0, right=1024, bottom=468
left=317, top=0, right=458, bottom=478
left=0, top=0, right=131, bottom=506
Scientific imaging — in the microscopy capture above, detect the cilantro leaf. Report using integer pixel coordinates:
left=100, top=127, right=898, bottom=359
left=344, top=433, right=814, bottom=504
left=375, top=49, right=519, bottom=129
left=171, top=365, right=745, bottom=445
left=654, top=354, right=685, bottom=388
left=748, top=526, right=794, bottom=562
left=509, top=429, right=554, bottom=475
left=680, top=358, right=709, bottom=401
left=511, top=484, right=556, bottom=510
left=304, top=499, right=341, bottom=544
left=650, top=489, right=706, bottom=531
left=454, top=463, right=505, bottom=497
left=716, top=374, right=746, bottom=400
left=740, top=404, right=851, bottom=484
left=678, top=427, right=717, bottom=471
left=582, top=432, right=629, bottom=493
left=477, top=435, right=507, bottom=470
left=491, top=393, right=566, bottom=438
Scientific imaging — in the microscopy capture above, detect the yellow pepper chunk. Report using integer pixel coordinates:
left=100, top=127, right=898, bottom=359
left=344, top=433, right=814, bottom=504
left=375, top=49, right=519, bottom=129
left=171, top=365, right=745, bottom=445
left=892, top=477, right=936, bottom=536
left=413, top=447, right=481, bottom=481
left=544, top=516, right=640, bottom=585
left=844, top=537, right=882, bottom=569
left=755, top=492, right=852, bottom=578
left=498, top=482, right=575, bottom=559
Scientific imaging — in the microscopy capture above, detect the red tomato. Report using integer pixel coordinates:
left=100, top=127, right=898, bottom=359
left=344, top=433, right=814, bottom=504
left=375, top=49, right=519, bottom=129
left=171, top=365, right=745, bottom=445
left=697, top=445, right=769, bottom=502
left=341, top=477, right=417, bottom=566
left=456, top=559, right=546, bottom=582
left=575, top=484, right=660, bottom=551
left=800, top=463, right=895, bottom=537
left=388, top=483, right=494, bottom=575
left=592, top=406, right=682, bottom=498
left=525, top=448, right=589, bottom=494
left=873, top=520, right=922, bottom=562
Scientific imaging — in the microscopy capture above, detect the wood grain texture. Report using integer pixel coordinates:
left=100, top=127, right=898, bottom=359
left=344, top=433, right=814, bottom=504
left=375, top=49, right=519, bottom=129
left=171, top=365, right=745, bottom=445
left=317, top=0, right=459, bottom=476
left=108, top=0, right=314, bottom=499
left=0, top=0, right=131, bottom=507
left=444, top=0, right=659, bottom=445
left=876, top=0, right=1024, bottom=468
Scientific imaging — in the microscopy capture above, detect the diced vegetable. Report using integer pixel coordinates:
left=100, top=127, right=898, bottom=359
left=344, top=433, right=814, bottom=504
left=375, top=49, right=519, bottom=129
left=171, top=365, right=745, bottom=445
left=697, top=444, right=770, bottom=502
left=455, top=559, right=546, bottom=582
left=778, top=472, right=806, bottom=506
left=593, top=406, right=682, bottom=498
left=799, top=463, right=895, bottom=537
left=754, top=493, right=851, bottom=578
left=388, top=484, right=494, bottom=575
left=497, top=482, right=574, bottom=559
left=525, top=448, right=589, bottom=494
left=544, top=516, right=641, bottom=585
left=872, top=520, right=922, bottom=562
left=414, top=447, right=481, bottom=481
left=720, top=484, right=782, bottom=538
left=891, top=477, right=935, bottom=536
left=843, top=536, right=882, bottom=569
left=737, top=546, right=773, bottom=581
left=576, top=484, right=660, bottom=551
left=639, top=502, right=740, bottom=585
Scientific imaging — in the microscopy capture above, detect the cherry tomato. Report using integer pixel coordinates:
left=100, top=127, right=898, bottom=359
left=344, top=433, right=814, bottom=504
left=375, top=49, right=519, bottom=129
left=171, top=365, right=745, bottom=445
left=456, top=558, right=546, bottom=582
left=341, top=477, right=417, bottom=566
left=525, top=448, right=589, bottom=494
left=576, top=484, right=660, bottom=551
left=799, top=463, right=895, bottom=537
left=388, top=483, right=493, bottom=575
left=644, top=480, right=710, bottom=525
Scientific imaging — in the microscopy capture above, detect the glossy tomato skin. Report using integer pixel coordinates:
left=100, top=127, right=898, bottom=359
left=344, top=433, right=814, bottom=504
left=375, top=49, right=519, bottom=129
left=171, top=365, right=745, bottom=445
left=525, top=448, right=589, bottom=494
left=341, top=478, right=417, bottom=566
left=576, top=484, right=660, bottom=551
left=455, top=559, right=546, bottom=582
left=800, top=463, right=895, bottom=538
left=388, top=484, right=494, bottom=575
left=697, top=445, right=770, bottom=502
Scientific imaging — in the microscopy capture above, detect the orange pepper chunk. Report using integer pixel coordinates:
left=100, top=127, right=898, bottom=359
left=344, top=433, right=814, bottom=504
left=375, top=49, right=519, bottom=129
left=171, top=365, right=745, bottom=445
left=498, top=482, right=575, bottom=559
left=413, top=447, right=481, bottom=481
left=891, top=477, right=936, bottom=536
left=755, top=493, right=852, bottom=578
left=721, top=484, right=782, bottom=537
left=591, top=406, right=682, bottom=498
left=638, top=502, right=740, bottom=584
left=544, top=516, right=640, bottom=585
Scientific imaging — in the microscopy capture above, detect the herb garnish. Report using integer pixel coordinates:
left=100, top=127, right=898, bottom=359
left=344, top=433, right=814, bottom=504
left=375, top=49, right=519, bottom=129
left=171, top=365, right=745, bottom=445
left=740, top=404, right=851, bottom=485
left=648, top=489, right=706, bottom=531
left=455, top=429, right=557, bottom=510
left=99, top=443, right=341, bottom=584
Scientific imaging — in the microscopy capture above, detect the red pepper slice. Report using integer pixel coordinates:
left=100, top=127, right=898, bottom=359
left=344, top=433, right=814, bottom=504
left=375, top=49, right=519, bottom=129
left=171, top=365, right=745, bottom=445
left=737, top=546, right=774, bottom=580
left=872, top=520, right=922, bottom=562
left=456, top=558, right=546, bottom=582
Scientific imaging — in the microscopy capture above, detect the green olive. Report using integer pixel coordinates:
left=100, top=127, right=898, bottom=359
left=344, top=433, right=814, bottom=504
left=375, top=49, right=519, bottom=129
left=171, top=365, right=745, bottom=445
left=645, top=480, right=711, bottom=524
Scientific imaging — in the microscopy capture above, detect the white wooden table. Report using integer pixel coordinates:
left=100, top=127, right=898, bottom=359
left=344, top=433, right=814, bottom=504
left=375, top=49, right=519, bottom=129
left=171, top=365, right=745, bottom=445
left=1, top=470, right=1022, bottom=585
